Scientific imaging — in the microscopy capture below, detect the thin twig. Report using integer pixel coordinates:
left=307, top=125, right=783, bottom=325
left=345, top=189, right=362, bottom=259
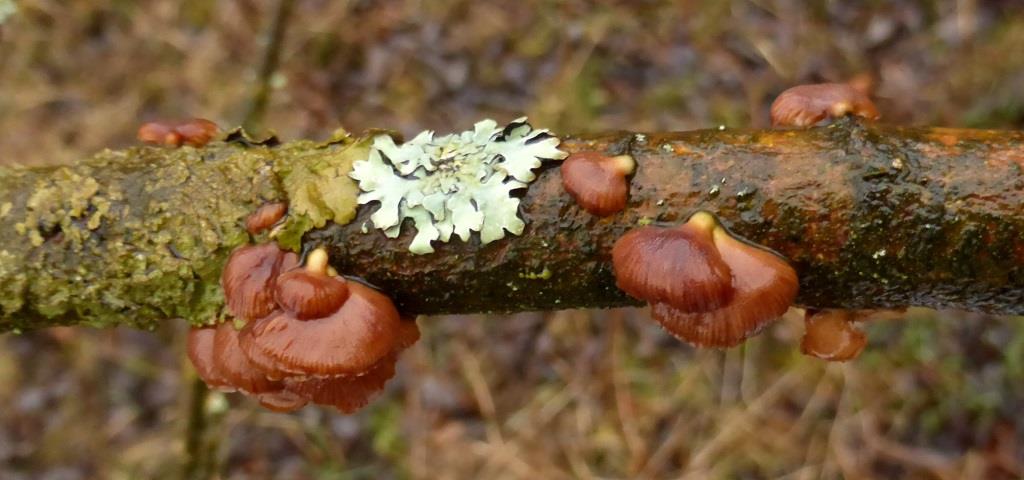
left=182, top=376, right=212, bottom=480
left=242, top=0, right=296, bottom=132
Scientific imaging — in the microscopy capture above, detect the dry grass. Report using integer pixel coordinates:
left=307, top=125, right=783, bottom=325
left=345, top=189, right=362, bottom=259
left=1, top=1, right=1023, bottom=478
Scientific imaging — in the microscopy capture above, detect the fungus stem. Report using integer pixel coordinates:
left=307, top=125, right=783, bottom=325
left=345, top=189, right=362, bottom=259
left=612, top=154, right=637, bottom=175
left=687, top=211, right=718, bottom=233
left=305, top=248, right=330, bottom=275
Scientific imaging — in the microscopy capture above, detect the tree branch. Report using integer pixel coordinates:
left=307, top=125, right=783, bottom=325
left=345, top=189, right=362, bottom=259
left=1, top=119, right=1022, bottom=332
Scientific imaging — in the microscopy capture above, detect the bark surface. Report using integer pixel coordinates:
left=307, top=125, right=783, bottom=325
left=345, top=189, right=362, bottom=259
left=1, top=119, right=1022, bottom=332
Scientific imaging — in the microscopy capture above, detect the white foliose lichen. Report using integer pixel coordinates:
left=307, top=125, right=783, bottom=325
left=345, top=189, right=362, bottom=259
left=349, top=117, right=567, bottom=254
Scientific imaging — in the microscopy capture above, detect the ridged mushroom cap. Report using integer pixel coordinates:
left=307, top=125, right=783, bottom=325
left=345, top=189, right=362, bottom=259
left=210, top=321, right=283, bottom=394
left=800, top=309, right=867, bottom=361
left=282, top=317, right=419, bottom=412
left=239, top=281, right=401, bottom=378
left=649, top=220, right=799, bottom=347
left=283, top=352, right=399, bottom=413
left=561, top=152, right=636, bottom=217
left=612, top=212, right=734, bottom=313
left=770, top=83, right=880, bottom=127
left=187, top=325, right=233, bottom=391
left=221, top=243, right=298, bottom=322
left=273, top=248, right=350, bottom=320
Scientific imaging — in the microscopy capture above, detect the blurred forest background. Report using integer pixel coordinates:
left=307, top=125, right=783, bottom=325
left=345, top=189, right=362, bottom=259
left=1, top=1, right=1023, bottom=479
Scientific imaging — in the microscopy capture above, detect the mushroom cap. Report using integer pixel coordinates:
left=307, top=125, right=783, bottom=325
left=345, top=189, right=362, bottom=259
left=770, top=83, right=880, bottom=127
left=395, top=317, right=422, bottom=351
left=561, top=152, right=636, bottom=217
left=186, top=325, right=234, bottom=391
left=221, top=243, right=299, bottom=322
left=175, top=118, right=219, bottom=147
left=612, top=212, right=733, bottom=313
left=245, top=202, right=288, bottom=235
left=273, top=267, right=350, bottom=320
left=282, top=318, right=419, bottom=412
left=800, top=309, right=867, bottom=361
left=650, top=224, right=798, bottom=347
left=211, top=321, right=283, bottom=394
left=283, top=352, right=399, bottom=413
left=239, top=282, right=402, bottom=378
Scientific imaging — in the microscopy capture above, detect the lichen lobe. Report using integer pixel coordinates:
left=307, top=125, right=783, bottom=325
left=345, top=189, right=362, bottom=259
left=349, top=118, right=568, bottom=254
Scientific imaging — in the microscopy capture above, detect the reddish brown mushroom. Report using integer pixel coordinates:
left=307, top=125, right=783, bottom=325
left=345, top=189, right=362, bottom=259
left=272, top=248, right=350, bottom=320
left=187, top=322, right=308, bottom=412
left=612, top=212, right=733, bottom=313
left=199, top=245, right=421, bottom=413
left=613, top=211, right=799, bottom=348
left=800, top=309, right=867, bottom=361
left=175, top=118, right=220, bottom=147
left=137, top=118, right=219, bottom=147
left=221, top=243, right=298, bottom=322
left=186, top=325, right=234, bottom=392
left=282, top=318, right=420, bottom=412
left=245, top=202, right=288, bottom=235
left=283, top=352, right=399, bottom=413
left=770, top=83, right=880, bottom=127
left=210, top=321, right=285, bottom=395
left=561, top=152, right=636, bottom=217
left=239, top=248, right=402, bottom=379
left=137, top=122, right=181, bottom=147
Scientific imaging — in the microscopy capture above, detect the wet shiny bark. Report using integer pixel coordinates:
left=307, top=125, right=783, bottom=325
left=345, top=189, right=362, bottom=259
left=314, top=119, right=1024, bottom=316
left=1, top=119, right=1022, bottom=332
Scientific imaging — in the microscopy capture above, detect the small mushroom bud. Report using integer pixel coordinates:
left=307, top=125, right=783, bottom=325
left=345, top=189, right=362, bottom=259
left=770, top=83, right=880, bottom=127
left=239, top=249, right=401, bottom=378
left=245, top=201, right=288, bottom=235
left=561, top=152, right=636, bottom=217
left=800, top=309, right=867, bottom=361
left=175, top=118, right=220, bottom=147
left=137, top=118, right=219, bottom=147
left=137, top=122, right=177, bottom=146
left=221, top=243, right=299, bottom=322
left=613, top=211, right=799, bottom=348
left=273, top=248, right=350, bottom=320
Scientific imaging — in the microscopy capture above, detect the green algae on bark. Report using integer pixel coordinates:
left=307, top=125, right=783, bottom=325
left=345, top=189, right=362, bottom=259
left=1, top=120, right=1023, bottom=332
left=0, top=136, right=365, bottom=331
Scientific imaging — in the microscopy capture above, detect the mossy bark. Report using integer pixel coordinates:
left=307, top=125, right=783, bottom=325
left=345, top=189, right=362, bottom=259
left=1, top=120, right=1022, bottom=332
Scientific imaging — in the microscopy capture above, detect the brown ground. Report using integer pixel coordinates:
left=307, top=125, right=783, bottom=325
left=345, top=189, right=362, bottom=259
left=1, top=1, right=1023, bottom=479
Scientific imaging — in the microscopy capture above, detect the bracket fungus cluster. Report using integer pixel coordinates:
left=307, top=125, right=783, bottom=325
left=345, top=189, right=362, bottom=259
left=137, top=118, right=220, bottom=147
left=612, top=211, right=799, bottom=348
left=188, top=245, right=418, bottom=413
left=349, top=117, right=568, bottom=254
left=770, top=83, right=880, bottom=127
left=561, top=151, right=636, bottom=216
